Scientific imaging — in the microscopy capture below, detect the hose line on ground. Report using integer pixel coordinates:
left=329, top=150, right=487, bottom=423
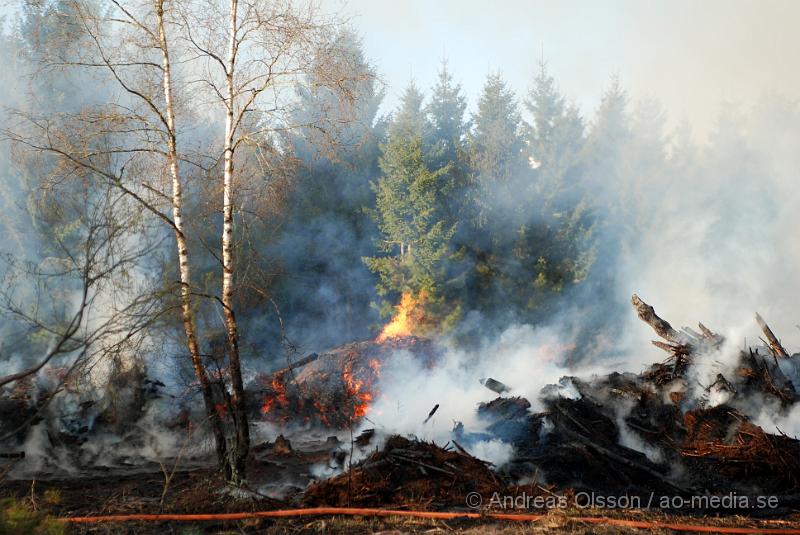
left=60, top=507, right=800, bottom=534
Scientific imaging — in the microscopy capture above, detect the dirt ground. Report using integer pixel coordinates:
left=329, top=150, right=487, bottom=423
left=3, top=465, right=800, bottom=534
left=3, top=433, right=800, bottom=534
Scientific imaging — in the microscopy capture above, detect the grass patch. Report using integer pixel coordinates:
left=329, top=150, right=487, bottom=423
left=0, top=498, right=65, bottom=535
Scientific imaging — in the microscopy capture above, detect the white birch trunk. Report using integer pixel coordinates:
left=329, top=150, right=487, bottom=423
left=155, top=0, right=228, bottom=470
left=221, top=0, right=250, bottom=483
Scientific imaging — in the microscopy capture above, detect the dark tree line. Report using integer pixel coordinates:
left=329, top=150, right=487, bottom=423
left=278, top=58, right=609, bottom=347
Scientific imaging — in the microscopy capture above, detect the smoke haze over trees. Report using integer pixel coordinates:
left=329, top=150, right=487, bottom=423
left=2, top=0, right=800, bottom=489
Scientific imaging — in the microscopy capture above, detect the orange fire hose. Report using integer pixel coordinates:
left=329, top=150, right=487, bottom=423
left=59, top=507, right=800, bottom=533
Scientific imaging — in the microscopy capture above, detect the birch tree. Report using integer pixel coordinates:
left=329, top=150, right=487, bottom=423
left=181, top=0, right=364, bottom=483
left=7, top=0, right=364, bottom=484
left=4, top=0, right=230, bottom=475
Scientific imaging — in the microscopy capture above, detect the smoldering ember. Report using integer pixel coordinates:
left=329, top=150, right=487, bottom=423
left=2, top=1, right=800, bottom=534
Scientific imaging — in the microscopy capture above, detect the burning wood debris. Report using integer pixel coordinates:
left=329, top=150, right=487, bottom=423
left=285, top=295, right=800, bottom=510
left=0, top=364, right=169, bottom=453
left=252, top=335, right=437, bottom=427
left=5, top=294, right=800, bottom=513
left=303, top=435, right=500, bottom=508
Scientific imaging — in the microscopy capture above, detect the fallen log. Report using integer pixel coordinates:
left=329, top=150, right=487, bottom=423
left=272, top=353, right=320, bottom=378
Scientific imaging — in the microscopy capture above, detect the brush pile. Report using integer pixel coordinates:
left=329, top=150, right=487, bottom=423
left=252, top=336, right=436, bottom=427
left=303, top=295, right=800, bottom=511
left=0, top=377, right=45, bottom=446
left=469, top=295, right=800, bottom=497
left=0, top=365, right=166, bottom=450
left=7, top=293, right=800, bottom=513
left=303, top=435, right=499, bottom=508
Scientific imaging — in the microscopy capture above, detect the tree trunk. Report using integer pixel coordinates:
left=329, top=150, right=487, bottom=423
left=222, top=0, right=250, bottom=484
left=156, top=0, right=229, bottom=476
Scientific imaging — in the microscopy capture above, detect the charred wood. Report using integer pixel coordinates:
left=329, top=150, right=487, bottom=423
left=755, top=313, right=790, bottom=358
left=423, top=403, right=439, bottom=424
left=481, top=377, right=511, bottom=394
left=631, top=294, right=682, bottom=343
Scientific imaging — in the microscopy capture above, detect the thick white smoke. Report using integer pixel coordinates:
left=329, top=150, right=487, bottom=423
left=358, top=323, right=614, bottom=465
left=616, top=97, right=800, bottom=368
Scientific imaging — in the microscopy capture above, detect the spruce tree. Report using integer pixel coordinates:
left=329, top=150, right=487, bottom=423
left=423, top=60, right=472, bottom=316
left=459, top=73, right=528, bottom=317
left=574, top=76, right=633, bottom=332
left=519, top=60, right=594, bottom=308
left=525, top=60, right=585, bottom=210
left=364, top=83, right=456, bottom=330
left=425, top=59, right=468, bottom=168
left=469, top=73, right=527, bottom=193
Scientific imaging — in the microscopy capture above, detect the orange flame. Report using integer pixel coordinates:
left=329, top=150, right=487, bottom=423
left=262, top=375, right=289, bottom=414
left=343, top=358, right=381, bottom=419
left=260, top=358, right=382, bottom=426
left=376, top=290, right=428, bottom=343
left=312, top=400, right=332, bottom=427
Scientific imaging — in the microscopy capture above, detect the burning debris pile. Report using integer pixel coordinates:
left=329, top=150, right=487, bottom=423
left=468, top=295, right=800, bottom=497
left=0, top=376, right=46, bottom=443
left=253, top=336, right=437, bottom=428
left=300, top=295, right=800, bottom=509
left=6, top=292, right=800, bottom=515
left=0, top=361, right=182, bottom=476
left=680, top=406, right=800, bottom=491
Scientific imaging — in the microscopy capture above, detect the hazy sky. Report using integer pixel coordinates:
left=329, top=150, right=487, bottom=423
left=325, top=0, right=800, bottom=140
left=2, top=1, right=797, bottom=139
